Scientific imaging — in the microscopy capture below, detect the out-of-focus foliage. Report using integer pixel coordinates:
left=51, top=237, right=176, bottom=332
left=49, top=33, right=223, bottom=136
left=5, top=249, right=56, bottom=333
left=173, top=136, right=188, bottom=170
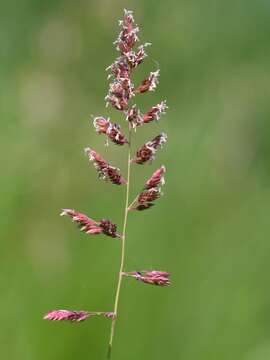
left=1, top=1, right=270, bottom=359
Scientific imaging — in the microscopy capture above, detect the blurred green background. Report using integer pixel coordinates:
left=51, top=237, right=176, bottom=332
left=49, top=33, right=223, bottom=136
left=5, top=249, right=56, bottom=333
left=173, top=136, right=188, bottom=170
left=1, top=0, right=270, bottom=359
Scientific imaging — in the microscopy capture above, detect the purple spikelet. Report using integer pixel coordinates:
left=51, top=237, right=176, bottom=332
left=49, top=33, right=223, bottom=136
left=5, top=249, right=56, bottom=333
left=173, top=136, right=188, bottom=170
left=122, top=271, right=171, bottom=286
left=60, top=209, right=121, bottom=238
left=44, top=310, right=91, bottom=322
left=131, top=133, right=167, bottom=164
left=43, top=310, right=116, bottom=322
left=85, top=148, right=126, bottom=185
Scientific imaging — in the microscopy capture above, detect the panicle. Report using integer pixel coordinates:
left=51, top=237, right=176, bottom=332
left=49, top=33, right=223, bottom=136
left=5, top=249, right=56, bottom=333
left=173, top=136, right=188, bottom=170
left=61, top=209, right=120, bottom=238
left=45, top=9, right=171, bottom=341
left=135, top=70, right=160, bottom=93
left=122, top=270, right=171, bottom=286
left=85, top=148, right=126, bottom=185
left=131, top=133, right=167, bottom=164
left=93, top=117, right=128, bottom=145
left=43, top=310, right=91, bottom=322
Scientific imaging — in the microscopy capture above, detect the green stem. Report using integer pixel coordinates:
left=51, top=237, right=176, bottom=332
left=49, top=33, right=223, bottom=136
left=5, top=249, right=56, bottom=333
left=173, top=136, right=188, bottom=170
left=107, top=125, right=132, bottom=358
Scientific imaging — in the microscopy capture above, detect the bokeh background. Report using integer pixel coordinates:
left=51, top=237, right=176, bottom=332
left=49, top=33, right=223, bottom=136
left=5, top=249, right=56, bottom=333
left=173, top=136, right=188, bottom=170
left=1, top=0, right=270, bottom=359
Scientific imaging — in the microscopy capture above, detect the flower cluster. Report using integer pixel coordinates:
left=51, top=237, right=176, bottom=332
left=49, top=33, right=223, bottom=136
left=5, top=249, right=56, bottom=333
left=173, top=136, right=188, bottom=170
left=125, top=101, right=167, bottom=129
left=134, top=70, right=160, bottom=94
left=123, top=270, right=170, bottom=286
left=105, top=9, right=140, bottom=111
left=93, top=117, right=128, bottom=145
left=114, top=9, right=139, bottom=55
left=43, top=9, right=171, bottom=356
left=44, top=310, right=115, bottom=322
left=142, top=101, right=167, bottom=124
left=60, top=209, right=120, bottom=238
left=131, top=133, right=167, bottom=164
left=130, top=166, right=166, bottom=211
left=85, top=148, right=126, bottom=185
left=145, top=165, right=166, bottom=189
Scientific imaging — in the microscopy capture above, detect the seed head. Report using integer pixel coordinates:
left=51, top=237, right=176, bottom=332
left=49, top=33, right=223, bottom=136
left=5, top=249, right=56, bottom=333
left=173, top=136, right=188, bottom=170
left=60, top=209, right=102, bottom=235
left=43, top=310, right=116, bottom=322
left=43, top=310, right=91, bottom=322
left=45, top=9, right=170, bottom=342
left=130, top=187, right=162, bottom=211
left=138, top=187, right=161, bottom=203
left=115, top=9, right=139, bottom=54
left=129, top=166, right=166, bottom=211
left=123, top=270, right=171, bottom=286
left=93, top=117, right=128, bottom=145
left=135, top=70, right=160, bottom=93
left=142, top=101, right=167, bottom=124
left=85, top=148, right=126, bottom=185
left=61, top=209, right=120, bottom=238
left=125, top=43, right=151, bottom=68
left=145, top=166, right=166, bottom=189
left=131, top=133, right=167, bottom=164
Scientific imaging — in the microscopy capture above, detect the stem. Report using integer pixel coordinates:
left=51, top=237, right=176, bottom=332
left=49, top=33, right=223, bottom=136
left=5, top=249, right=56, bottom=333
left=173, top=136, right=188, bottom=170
left=107, top=125, right=132, bottom=358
